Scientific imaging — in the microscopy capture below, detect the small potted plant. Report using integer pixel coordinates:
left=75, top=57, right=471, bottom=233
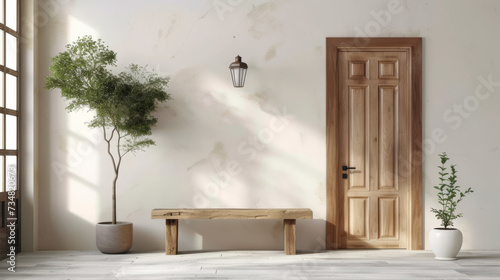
left=429, top=152, right=473, bottom=260
left=45, top=36, right=171, bottom=253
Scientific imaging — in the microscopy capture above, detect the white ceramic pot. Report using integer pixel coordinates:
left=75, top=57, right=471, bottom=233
left=96, top=222, right=133, bottom=254
left=429, top=228, right=463, bottom=260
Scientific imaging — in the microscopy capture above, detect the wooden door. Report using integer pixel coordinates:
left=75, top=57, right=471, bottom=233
left=326, top=38, right=422, bottom=250
left=339, top=50, right=409, bottom=248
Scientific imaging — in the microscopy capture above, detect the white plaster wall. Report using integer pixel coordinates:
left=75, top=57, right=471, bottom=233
left=20, top=0, right=37, bottom=251
left=34, top=0, right=500, bottom=251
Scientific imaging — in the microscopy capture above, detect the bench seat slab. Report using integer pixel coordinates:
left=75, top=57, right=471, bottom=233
left=152, top=208, right=313, bottom=220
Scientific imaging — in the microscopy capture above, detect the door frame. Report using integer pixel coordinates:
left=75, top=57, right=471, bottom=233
left=326, top=37, right=422, bottom=250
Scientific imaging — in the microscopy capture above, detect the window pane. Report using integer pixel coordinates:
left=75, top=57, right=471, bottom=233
left=6, top=33, right=17, bottom=71
left=0, top=31, right=4, bottom=66
left=6, top=0, right=17, bottom=31
left=0, top=0, right=4, bottom=24
left=6, top=156, right=16, bottom=191
left=6, top=114, right=16, bottom=149
left=0, top=156, right=3, bottom=192
left=6, top=74, right=16, bottom=110
left=0, top=73, right=4, bottom=107
left=0, top=113, right=3, bottom=149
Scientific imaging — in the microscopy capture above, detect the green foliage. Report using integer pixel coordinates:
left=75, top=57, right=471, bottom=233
left=87, top=64, right=171, bottom=155
left=430, top=152, right=473, bottom=229
left=45, top=36, right=171, bottom=223
left=45, top=36, right=117, bottom=112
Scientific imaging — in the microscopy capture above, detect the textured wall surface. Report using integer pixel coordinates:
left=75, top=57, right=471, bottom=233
left=34, top=0, right=500, bottom=251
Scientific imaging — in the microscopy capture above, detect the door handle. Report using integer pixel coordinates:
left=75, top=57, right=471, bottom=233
left=342, top=165, right=356, bottom=171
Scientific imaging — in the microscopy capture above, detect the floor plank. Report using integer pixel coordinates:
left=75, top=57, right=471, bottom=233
left=0, top=250, right=499, bottom=279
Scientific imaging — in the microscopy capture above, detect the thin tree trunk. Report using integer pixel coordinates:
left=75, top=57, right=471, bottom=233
left=114, top=130, right=123, bottom=225
left=112, top=171, right=118, bottom=224
left=104, top=126, right=118, bottom=224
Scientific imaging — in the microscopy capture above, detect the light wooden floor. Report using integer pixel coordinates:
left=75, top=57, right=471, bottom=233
left=0, top=250, right=499, bottom=279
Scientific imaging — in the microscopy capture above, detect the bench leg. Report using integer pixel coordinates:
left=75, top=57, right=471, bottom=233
left=284, top=219, right=296, bottom=255
left=165, top=219, right=178, bottom=255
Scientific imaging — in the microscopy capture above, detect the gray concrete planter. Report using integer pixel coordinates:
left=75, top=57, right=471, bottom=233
left=96, top=222, right=133, bottom=254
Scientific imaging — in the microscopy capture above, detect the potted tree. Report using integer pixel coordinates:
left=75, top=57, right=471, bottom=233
left=429, top=152, right=473, bottom=260
left=45, top=36, right=171, bottom=253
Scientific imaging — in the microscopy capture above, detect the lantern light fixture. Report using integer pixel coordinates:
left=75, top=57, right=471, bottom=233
left=229, top=55, right=248, bottom=88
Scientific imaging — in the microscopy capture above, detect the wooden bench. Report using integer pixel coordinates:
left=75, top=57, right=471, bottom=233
left=151, top=208, right=313, bottom=255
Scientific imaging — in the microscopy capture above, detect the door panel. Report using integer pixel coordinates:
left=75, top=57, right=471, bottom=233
left=339, top=51, right=409, bottom=249
left=378, top=197, right=398, bottom=239
left=348, top=197, right=368, bottom=239
left=379, top=86, right=396, bottom=190
left=348, top=86, right=367, bottom=190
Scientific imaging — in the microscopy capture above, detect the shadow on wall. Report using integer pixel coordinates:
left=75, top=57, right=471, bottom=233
left=146, top=62, right=325, bottom=250
left=171, top=219, right=326, bottom=252
left=39, top=99, right=104, bottom=249
left=39, top=1, right=326, bottom=252
left=38, top=3, right=106, bottom=250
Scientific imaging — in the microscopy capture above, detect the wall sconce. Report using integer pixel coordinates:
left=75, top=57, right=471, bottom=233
left=229, top=55, right=248, bottom=87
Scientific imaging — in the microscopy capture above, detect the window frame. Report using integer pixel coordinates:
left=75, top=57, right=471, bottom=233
left=0, top=0, right=20, bottom=258
left=0, top=0, right=19, bottom=193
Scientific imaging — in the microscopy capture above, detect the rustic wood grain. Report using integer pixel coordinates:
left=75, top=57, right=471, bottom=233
left=326, top=39, right=340, bottom=250
left=152, top=208, right=313, bottom=220
left=326, top=38, right=422, bottom=250
left=153, top=209, right=312, bottom=255
left=409, top=38, right=423, bottom=250
left=283, top=219, right=296, bottom=255
left=341, top=51, right=408, bottom=249
left=165, top=219, right=178, bottom=255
